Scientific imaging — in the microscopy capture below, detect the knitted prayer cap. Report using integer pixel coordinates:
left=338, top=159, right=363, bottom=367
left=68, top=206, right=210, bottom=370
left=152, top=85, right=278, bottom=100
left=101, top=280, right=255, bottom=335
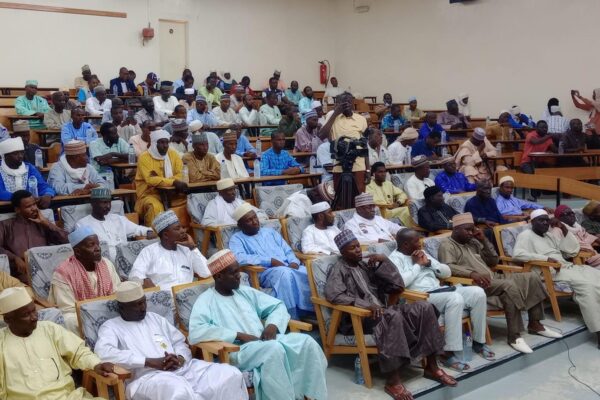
left=355, top=193, right=374, bottom=207
left=195, top=95, right=207, bottom=103
left=153, top=210, right=179, bottom=234
left=0, top=287, right=32, bottom=315
left=412, top=155, right=429, bottom=168
left=303, top=110, right=318, bottom=120
left=94, top=85, right=106, bottom=94
left=217, top=178, right=235, bottom=191
left=583, top=200, right=600, bottom=216
left=408, top=96, right=417, bottom=102
left=553, top=205, right=570, bottom=219
left=12, top=120, right=30, bottom=133
left=147, top=72, right=158, bottom=81
left=90, top=187, right=112, bottom=200
left=171, top=119, right=188, bottom=134
left=233, top=202, right=254, bottom=222
left=191, top=132, right=208, bottom=144
left=0, top=137, right=24, bottom=156
left=68, top=225, right=95, bottom=247
left=310, top=201, right=330, bottom=215
left=334, top=229, right=357, bottom=251
left=220, top=94, right=231, bottom=101
left=116, top=281, right=144, bottom=303
left=317, top=181, right=335, bottom=203
left=530, top=209, right=548, bottom=220
left=64, top=140, right=87, bottom=156
left=82, top=65, right=91, bottom=72
left=25, top=80, right=38, bottom=87
left=472, top=127, right=486, bottom=141
left=423, top=185, right=442, bottom=200
left=399, top=128, right=418, bottom=140
left=222, top=130, right=237, bottom=142
left=452, top=213, right=474, bottom=227
left=498, top=175, right=514, bottom=186
left=207, top=249, right=238, bottom=275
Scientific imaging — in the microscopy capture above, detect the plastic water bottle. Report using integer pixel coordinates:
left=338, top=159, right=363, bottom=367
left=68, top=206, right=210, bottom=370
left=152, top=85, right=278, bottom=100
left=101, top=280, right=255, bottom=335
left=182, top=163, right=189, bottom=183
left=461, top=332, right=473, bottom=362
left=496, top=143, right=502, bottom=155
left=309, top=156, right=316, bottom=174
left=34, top=148, right=44, bottom=168
left=255, top=138, right=262, bottom=157
left=28, top=176, right=38, bottom=198
left=220, top=159, right=227, bottom=179
left=441, top=146, right=449, bottom=157
left=86, top=128, right=95, bottom=144
left=128, top=144, right=136, bottom=164
left=558, top=141, right=564, bottom=155
left=393, top=120, right=400, bottom=133
left=354, top=356, right=365, bottom=385
left=102, top=172, right=115, bottom=190
left=441, top=130, right=448, bottom=144
left=254, top=158, right=261, bottom=178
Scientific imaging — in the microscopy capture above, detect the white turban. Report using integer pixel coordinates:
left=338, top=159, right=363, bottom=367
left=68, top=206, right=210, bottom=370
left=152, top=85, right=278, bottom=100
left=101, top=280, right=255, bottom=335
left=188, top=120, right=203, bottom=133
left=0, top=137, right=24, bottom=156
left=149, top=130, right=173, bottom=177
left=530, top=209, right=548, bottom=220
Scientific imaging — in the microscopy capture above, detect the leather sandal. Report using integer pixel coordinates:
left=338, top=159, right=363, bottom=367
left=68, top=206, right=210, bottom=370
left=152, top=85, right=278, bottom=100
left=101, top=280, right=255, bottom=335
left=423, top=369, right=458, bottom=387
left=384, top=383, right=414, bottom=400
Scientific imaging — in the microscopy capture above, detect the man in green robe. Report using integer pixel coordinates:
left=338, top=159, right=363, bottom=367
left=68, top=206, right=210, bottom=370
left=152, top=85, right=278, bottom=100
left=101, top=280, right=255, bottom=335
left=14, top=80, right=49, bottom=130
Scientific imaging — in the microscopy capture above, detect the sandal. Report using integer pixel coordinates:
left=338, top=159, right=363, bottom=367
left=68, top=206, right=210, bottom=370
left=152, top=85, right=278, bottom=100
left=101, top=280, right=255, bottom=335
left=384, top=383, right=414, bottom=400
left=475, top=344, right=496, bottom=361
left=441, top=355, right=470, bottom=372
left=423, top=368, right=458, bottom=387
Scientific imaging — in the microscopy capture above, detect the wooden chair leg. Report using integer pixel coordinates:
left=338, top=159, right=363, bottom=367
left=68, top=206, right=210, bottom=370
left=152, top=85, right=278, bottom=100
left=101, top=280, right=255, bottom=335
left=325, top=310, right=342, bottom=360
left=542, top=268, right=562, bottom=322
left=485, top=324, right=493, bottom=345
left=114, top=380, right=127, bottom=400
left=350, top=314, right=372, bottom=388
left=96, top=381, right=110, bottom=399
left=201, top=231, right=211, bottom=254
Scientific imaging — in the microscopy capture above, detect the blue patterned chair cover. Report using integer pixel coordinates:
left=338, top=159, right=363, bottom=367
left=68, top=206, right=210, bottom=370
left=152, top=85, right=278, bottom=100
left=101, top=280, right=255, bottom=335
left=0, top=208, right=55, bottom=223
left=285, top=216, right=313, bottom=252
left=422, top=235, right=448, bottom=259
left=500, top=224, right=530, bottom=257
left=366, top=241, right=396, bottom=256
left=390, top=173, right=412, bottom=191
left=186, top=192, right=218, bottom=224
left=114, top=239, right=159, bottom=279
left=173, top=281, right=215, bottom=331
left=447, top=193, right=475, bottom=214
left=0, top=254, right=9, bottom=275
left=60, top=200, right=125, bottom=233
left=333, top=208, right=382, bottom=230
left=26, top=244, right=74, bottom=300
left=79, top=290, right=174, bottom=350
left=408, top=199, right=424, bottom=225
left=254, top=184, right=303, bottom=218
left=311, top=255, right=376, bottom=346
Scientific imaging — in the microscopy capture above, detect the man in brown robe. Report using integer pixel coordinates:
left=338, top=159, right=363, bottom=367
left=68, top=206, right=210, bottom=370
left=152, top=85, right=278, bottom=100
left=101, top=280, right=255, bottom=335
left=325, top=229, right=455, bottom=400
left=0, top=190, right=68, bottom=284
left=438, top=213, right=561, bottom=354
left=182, top=132, right=221, bottom=183
left=454, top=127, right=506, bottom=183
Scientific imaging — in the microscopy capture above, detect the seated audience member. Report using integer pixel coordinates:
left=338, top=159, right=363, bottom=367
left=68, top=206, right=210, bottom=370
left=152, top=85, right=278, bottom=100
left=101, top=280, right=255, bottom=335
left=495, top=176, right=545, bottom=221
left=136, top=72, right=159, bottom=96
left=312, top=100, right=326, bottom=125
left=381, top=104, right=408, bottom=131
left=418, top=112, right=445, bottom=140
left=464, top=180, right=507, bottom=225
left=130, top=210, right=210, bottom=290
left=75, top=64, right=92, bottom=89
left=49, top=226, right=121, bottom=332
left=95, top=281, right=247, bottom=400
left=173, top=69, right=193, bottom=92
left=301, top=202, right=341, bottom=255
left=187, top=96, right=220, bottom=127
left=212, top=94, right=240, bottom=126
left=175, top=75, right=197, bottom=101
left=179, top=87, right=196, bottom=111
left=485, top=111, right=511, bottom=140
left=323, top=76, right=343, bottom=104
left=277, top=104, right=301, bottom=137
left=276, top=184, right=332, bottom=219
left=111, top=104, right=141, bottom=143
left=582, top=200, right=600, bottom=236
left=189, top=120, right=222, bottom=154
left=229, top=203, right=312, bottom=319
left=455, top=127, right=504, bottom=184
left=76, top=188, right=153, bottom=260
left=129, top=120, right=154, bottom=156
left=0, top=137, right=54, bottom=205
left=344, top=193, right=402, bottom=244
left=438, top=99, right=470, bottom=130
left=542, top=98, right=559, bottom=121
left=326, top=230, right=455, bottom=397
left=153, top=84, right=179, bottom=116
left=230, top=85, right=245, bottom=111
left=439, top=213, right=559, bottom=353
left=135, top=97, right=169, bottom=127
left=168, top=119, right=190, bottom=156
left=216, top=130, right=249, bottom=179
left=110, top=67, right=136, bottom=96
left=85, top=86, right=111, bottom=117
left=135, top=130, right=187, bottom=224
left=559, top=119, right=589, bottom=167
left=0, top=190, right=67, bottom=283
left=298, top=86, right=316, bottom=119
left=457, top=93, right=471, bottom=118
left=405, top=156, right=435, bottom=200
left=0, top=287, right=115, bottom=399
left=435, top=156, right=476, bottom=194
left=418, top=186, right=458, bottom=232
left=508, top=105, right=534, bottom=128
left=403, top=96, right=425, bottom=122
left=221, top=72, right=237, bottom=92
left=10, top=120, right=41, bottom=165
left=545, top=105, right=569, bottom=134
left=366, top=162, right=410, bottom=226
left=63, top=88, right=80, bottom=110
left=101, top=97, right=125, bottom=124
left=375, top=93, right=393, bottom=119
left=259, top=93, right=283, bottom=136
left=233, top=127, right=257, bottom=158
left=182, top=133, right=221, bottom=183
left=260, top=131, right=303, bottom=185
left=89, top=122, right=129, bottom=173
left=77, top=74, right=99, bottom=103
left=15, top=80, right=49, bottom=130
left=201, top=178, right=265, bottom=226
left=262, top=76, right=286, bottom=103
left=285, top=80, right=302, bottom=106
left=61, top=107, right=97, bottom=145
left=388, top=127, right=418, bottom=164
left=239, top=94, right=260, bottom=127
left=390, top=228, right=493, bottom=371
left=521, top=120, right=556, bottom=177
left=189, top=250, right=327, bottom=400
left=551, top=205, right=600, bottom=267
left=48, top=140, right=106, bottom=195
left=199, top=76, right=223, bottom=107
left=513, top=209, right=600, bottom=346
left=411, top=131, right=441, bottom=159
left=368, top=128, right=389, bottom=165
left=44, top=91, right=71, bottom=129
left=294, top=110, right=325, bottom=152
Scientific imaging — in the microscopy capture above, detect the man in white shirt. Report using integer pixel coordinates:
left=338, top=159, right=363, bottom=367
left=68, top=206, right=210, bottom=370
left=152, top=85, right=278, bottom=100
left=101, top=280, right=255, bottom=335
left=95, top=281, right=248, bottom=400
left=85, top=85, right=112, bottom=117
left=76, top=188, right=154, bottom=260
left=389, top=228, right=493, bottom=370
left=301, top=202, right=341, bottom=255
left=153, top=85, right=179, bottom=116
left=201, top=178, right=266, bottom=226
left=367, top=128, right=389, bottom=165
left=129, top=210, right=210, bottom=291
left=388, top=127, right=418, bottom=165
left=324, top=76, right=344, bottom=105
left=344, top=193, right=403, bottom=244
left=405, top=155, right=435, bottom=200
left=212, top=94, right=240, bottom=127
left=215, top=130, right=249, bottom=179
left=545, top=105, right=570, bottom=134
left=239, top=94, right=259, bottom=126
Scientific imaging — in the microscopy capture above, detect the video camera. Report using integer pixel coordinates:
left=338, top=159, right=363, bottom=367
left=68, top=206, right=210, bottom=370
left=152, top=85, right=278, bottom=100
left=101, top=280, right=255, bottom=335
left=330, top=136, right=368, bottom=172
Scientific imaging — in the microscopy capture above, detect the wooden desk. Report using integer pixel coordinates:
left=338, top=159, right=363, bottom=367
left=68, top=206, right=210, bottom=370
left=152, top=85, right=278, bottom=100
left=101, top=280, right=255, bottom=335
left=34, top=126, right=100, bottom=146
left=529, top=151, right=600, bottom=168
left=109, top=162, right=136, bottom=185
left=386, top=161, right=443, bottom=173
left=7, top=114, right=42, bottom=130
left=0, top=188, right=136, bottom=212
left=486, top=154, right=516, bottom=182
left=491, top=139, right=525, bottom=151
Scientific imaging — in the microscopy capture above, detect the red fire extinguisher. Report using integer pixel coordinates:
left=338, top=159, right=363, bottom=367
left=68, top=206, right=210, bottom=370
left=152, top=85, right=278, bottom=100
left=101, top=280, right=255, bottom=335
left=319, top=60, right=330, bottom=85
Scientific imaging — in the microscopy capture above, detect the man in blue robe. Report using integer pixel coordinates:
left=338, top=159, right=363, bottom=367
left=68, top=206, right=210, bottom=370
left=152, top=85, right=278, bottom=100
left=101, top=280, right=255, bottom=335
left=434, top=156, right=476, bottom=194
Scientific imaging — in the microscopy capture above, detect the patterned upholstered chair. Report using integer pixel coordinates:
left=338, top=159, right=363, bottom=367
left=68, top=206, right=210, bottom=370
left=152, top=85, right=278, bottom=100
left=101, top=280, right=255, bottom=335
left=60, top=200, right=125, bottom=233
left=282, top=216, right=313, bottom=253
left=447, top=193, right=476, bottom=214
left=0, top=254, right=9, bottom=275
left=114, top=239, right=158, bottom=279
left=390, top=173, right=412, bottom=191
left=0, top=307, right=65, bottom=329
left=306, top=255, right=427, bottom=388
left=253, top=183, right=303, bottom=218
left=76, top=289, right=172, bottom=400
left=0, top=208, right=55, bottom=223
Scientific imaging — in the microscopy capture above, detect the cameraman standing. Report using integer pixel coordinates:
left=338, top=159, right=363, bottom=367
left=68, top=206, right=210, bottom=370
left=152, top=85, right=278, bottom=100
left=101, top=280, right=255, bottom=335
left=319, top=92, right=369, bottom=193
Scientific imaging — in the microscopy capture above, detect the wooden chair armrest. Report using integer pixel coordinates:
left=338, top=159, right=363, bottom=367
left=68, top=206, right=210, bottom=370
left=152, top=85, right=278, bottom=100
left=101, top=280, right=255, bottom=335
left=34, top=296, right=56, bottom=308
left=240, top=265, right=266, bottom=273
left=578, top=249, right=595, bottom=258
left=310, top=297, right=372, bottom=317
left=112, top=365, right=132, bottom=380
left=442, top=276, right=475, bottom=285
left=85, top=365, right=131, bottom=385
left=524, top=260, right=561, bottom=269
left=295, top=252, right=319, bottom=262
left=289, top=319, right=312, bottom=332
left=493, top=264, right=525, bottom=273
left=499, top=255, right=520, bottom=264
left=192, top=341, right=241, bottom=354
left=400, top=289, right=429, bottom=302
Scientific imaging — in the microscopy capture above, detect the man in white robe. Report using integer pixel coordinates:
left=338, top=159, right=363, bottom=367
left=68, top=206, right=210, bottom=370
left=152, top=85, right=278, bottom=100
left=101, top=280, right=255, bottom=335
left=388, top=127, right=418, bottom=165
left=129, top=210, right=210, bottom=291
left=188, top=250, right=328, bottom=400
left=404, top=155, right=435, bottom=200
left=513, top=209, right=600, bottom=347
left=95, top=281, right=247, bottom=400
left=212, top=94, right=241, bottom=127
left=301, top=201, right=341, bottom=255
left=215, top=131, right=249, bottom=179
left=344, top=193, right=403, bottom=244
left=76, top=188, right=154, bottom=260
left=201, top=178, right=267, bottom=226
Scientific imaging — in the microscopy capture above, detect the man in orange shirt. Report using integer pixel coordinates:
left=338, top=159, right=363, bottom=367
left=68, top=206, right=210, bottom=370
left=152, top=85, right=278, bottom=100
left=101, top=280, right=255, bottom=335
left=520, top=120, right=557, bottom=199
